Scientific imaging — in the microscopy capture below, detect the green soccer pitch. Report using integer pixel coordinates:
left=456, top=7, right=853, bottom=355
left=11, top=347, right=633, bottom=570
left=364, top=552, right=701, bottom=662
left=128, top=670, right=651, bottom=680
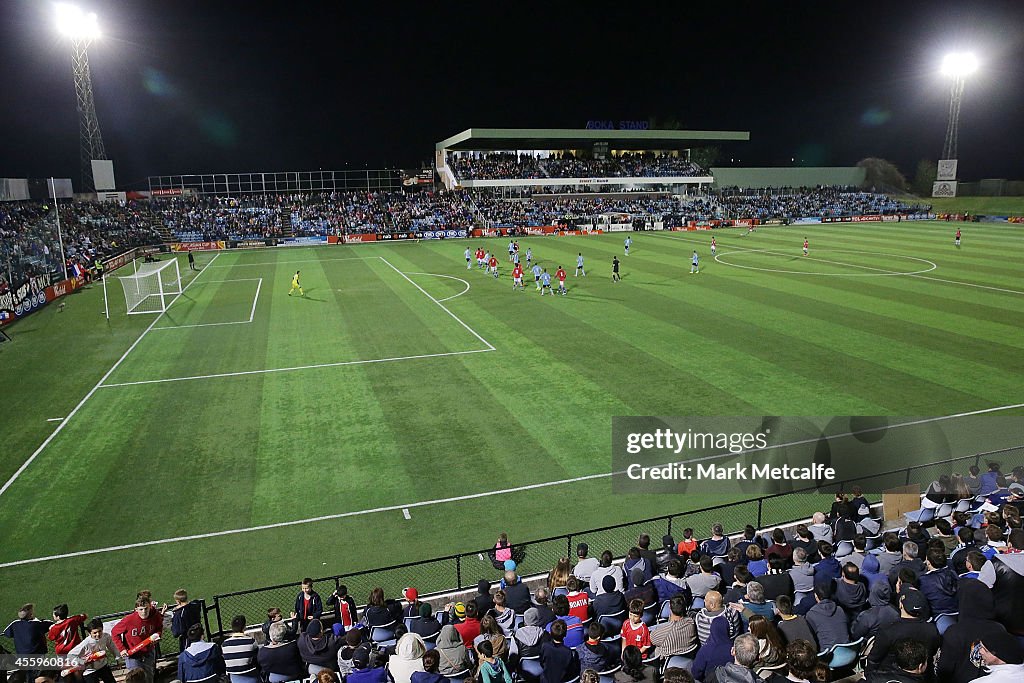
left=1, top=220, right=1023, bottom=619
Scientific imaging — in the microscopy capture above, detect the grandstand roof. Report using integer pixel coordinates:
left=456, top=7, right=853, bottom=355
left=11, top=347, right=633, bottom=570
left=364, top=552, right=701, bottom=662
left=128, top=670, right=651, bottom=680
left=436, top=128, right=750, bottom=151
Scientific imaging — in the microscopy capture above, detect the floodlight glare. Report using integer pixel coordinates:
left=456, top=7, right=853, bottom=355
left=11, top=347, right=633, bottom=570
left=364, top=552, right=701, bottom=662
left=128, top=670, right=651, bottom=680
left=940, top=52, right=978, bottom=78
left=56, top=4, right=100, bottom=40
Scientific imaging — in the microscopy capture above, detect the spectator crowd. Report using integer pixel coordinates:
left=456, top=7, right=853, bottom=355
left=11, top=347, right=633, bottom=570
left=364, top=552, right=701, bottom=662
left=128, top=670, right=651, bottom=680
left=4, top=460, right=1022, bottom=683
left=450, top=153, right=706, bottom=181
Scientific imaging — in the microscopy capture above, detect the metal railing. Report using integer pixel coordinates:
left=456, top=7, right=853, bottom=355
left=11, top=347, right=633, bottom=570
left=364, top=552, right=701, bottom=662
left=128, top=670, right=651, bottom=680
left=207, top=445, right=1021, bottom=640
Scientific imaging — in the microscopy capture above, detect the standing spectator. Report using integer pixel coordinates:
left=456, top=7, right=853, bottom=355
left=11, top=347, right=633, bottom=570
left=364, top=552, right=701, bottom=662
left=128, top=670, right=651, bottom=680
left=257, top=621, right=305, bottom=683
left=327, top=584, right=357, bottom=634
left=221, top=616, right=259, bottom=683
left=67, top=618, right=119, bottom=683
left=111, top=598, right=164, bottom=683
left=177, top=625, right=226, bottom=683
left=171, top=590, right=203, bottom=652
left=47, top=604, right=86, bottom=656
left=619, top=600, right=651, bottom=656
left=294, top=579, right=323, bottom=632
left=3, top=603, right=52, bottom=683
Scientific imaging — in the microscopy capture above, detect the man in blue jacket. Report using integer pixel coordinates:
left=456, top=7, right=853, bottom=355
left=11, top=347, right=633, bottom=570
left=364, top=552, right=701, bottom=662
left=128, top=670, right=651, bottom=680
left=177, top=624, right=226, bottom=683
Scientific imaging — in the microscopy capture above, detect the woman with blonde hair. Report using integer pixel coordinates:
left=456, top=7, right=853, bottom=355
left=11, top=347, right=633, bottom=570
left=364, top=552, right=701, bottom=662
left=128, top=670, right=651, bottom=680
left=548, top=557, right=571, bottom=592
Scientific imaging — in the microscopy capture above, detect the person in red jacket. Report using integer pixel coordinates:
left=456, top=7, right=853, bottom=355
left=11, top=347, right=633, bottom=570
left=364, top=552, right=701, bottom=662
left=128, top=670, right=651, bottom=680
left=48, top=604, right=87, bottom=654
left=111, top=597, right=165, bottom=683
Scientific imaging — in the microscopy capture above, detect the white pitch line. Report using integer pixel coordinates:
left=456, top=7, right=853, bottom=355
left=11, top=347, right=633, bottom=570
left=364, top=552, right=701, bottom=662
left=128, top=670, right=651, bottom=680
left=657, top=233, right=1024, bottom=295
left=714, top=248, right=937, bottom=277
left=46, top=418, right=64, bottom=423
left=379, top=258, right=495, bottom=350
left=98, top=348, right=494, bottom=388
left=152, top=278, right=263, bottom=330
left=249, top=278, right=263, bottom=322
left=0, top=253, right=221, bottom=499
left=205, top=256, right=381, bottom=268
left=402, top=508, right=411, bottom=520
left=404, top=272, right=472, bottom=302
left=2, top=402, right=1022, bottom=568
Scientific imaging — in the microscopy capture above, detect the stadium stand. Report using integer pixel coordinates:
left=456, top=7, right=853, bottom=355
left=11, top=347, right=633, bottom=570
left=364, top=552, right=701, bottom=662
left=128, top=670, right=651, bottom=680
left=449, top=152, right=706, bottom=181
left=3, top=456, right=1021, bottom=683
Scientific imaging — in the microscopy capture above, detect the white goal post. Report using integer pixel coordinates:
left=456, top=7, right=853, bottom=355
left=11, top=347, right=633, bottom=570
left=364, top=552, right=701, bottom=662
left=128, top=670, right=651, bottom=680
left=117, top=259, right=183, bottom=314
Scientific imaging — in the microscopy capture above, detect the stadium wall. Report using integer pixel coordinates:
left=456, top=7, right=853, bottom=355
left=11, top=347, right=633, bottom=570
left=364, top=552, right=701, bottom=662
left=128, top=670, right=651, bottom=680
left=710, top=166, right=866, bottom=189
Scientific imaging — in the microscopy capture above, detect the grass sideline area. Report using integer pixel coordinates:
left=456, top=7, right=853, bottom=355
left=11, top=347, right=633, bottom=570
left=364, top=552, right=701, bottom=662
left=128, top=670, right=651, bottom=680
left=908, top=195, right=1024, bottom=216
left=1, top=221, right=1023, bottom=626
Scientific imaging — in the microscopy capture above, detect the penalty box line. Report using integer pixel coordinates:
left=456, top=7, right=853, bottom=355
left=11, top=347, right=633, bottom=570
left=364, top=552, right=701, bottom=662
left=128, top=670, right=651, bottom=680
left=3, top=403, right=1023, bottom=568
left=0, top=253, right=222, bottom=500
left=152, top=278, right=263, bottom=330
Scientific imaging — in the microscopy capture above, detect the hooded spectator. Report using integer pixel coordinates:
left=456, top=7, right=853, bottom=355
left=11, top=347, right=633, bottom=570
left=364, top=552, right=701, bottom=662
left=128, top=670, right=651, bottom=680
left=434, top=626, right=472, bottom=677
left=937, top=578, right=1014, bottom=683
left=850, top=581, right=899, bottom=641
left=804, top=585, right=849, bottom=651
left=387, top=633, right=426, bottom=683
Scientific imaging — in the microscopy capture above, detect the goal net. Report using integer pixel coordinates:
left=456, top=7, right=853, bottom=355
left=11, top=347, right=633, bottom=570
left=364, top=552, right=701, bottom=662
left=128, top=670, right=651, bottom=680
left=117, top=259, right=183, bottom=314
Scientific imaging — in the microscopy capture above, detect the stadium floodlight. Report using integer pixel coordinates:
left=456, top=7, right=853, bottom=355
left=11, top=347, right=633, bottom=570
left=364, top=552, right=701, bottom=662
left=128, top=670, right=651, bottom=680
left=55, top=3, right=100, bottom=39
left=55, top=4, right=107, bottom=193
left=940, top=51, right=977, bottom=161
left=940, top=52, right=978, bottom=78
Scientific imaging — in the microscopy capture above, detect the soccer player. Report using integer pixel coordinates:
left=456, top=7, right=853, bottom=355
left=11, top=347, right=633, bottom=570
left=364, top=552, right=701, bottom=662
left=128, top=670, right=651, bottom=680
left=612, top=256, right=620, bottom=282
left=508, top=240, right=515, bottom=262
left=624, top=236, right=632, bottom=255
left=526, top=247, right=533, bottom=266
left=488, top=254, right=499, bottom=279
left=288, top=270, right=304, bottom=296
left=188, top=251, right=197, bottom=271
left=465, top=247, right=472, bottom=269
left=803, top=238, right=809, bottom=256
left=955, top=229, right=961, bottom=247
left=540, top=269, right=552, bottom=295
left=476, top=247, right=485, bottom=269
left=512, top=262, right=524, bottom=290
left=710, top=236, right=717, bottom=256
left=483, top=250, right=491, bottom=270
left=690, top=251, right=699, bottom=274
left=532, top=263, right=543, bottom=290
left=512, top=250, right=520, bottom=266
left=575, top=253, right=586, bottom=277
left=556, top=266, right=567, bottom=295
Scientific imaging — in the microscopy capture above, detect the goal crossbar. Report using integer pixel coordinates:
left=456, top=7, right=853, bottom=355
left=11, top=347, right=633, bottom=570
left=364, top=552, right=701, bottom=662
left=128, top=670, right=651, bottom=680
left=118, top=259, right=182, bottom=315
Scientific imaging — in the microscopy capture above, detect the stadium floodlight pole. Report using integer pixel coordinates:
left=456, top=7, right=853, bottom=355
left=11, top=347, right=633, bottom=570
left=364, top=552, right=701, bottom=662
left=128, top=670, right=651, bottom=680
left=940, top=52, right=978, bottom=161
left=56, top=3, right=107, bottom=193
left=49, top=178, right=68, bottom=280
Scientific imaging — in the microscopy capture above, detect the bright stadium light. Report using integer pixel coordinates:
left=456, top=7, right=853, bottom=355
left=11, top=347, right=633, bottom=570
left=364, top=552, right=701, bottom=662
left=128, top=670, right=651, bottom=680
left=939, top=51, right=978, bottom=164
left=940, top=52, right=978, bottom=78
left=55, top=3, right=107, bottom=192
left=55, top=3, right=100, bottom=40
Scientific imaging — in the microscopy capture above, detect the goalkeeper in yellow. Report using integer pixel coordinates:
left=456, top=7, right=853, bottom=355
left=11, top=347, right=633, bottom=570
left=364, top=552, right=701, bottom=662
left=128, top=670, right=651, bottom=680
left=288, top=270, right=304, bottom=297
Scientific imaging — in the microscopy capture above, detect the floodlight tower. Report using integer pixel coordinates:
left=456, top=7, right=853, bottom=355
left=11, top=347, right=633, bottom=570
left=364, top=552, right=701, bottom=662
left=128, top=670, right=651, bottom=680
left=56, top=4, right=107, bottom=192
left=940, top=52, right=977, bottom=161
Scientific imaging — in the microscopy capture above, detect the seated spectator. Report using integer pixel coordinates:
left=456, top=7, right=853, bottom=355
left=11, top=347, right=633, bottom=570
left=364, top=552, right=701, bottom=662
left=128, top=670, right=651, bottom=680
left=532, top=587, right=556, bottom=627
left=677, top=529, right=698, bottom=557
left=660, top=668, right=695, bottom=683
left=876, top=534, right=904, bottom=576
left=887, top=542, right=925, bottom=590
left=748, top=615, right=785, bottom=672
left=807, top=513, right=833, bottom=543
left=734, top=581, right=774, bottom=625
left=474, top=580, right=495, bottom=617
left=865, top=638, right=930, bottom=683
left=804, top=585, right=849, bottom=652
left=973, top=632, right=1024, bottom=683
left=765, top=529, right=793, bottom=565
left=788, top=548, right=815, bottom=601
left=476, top=615, right=508, bottom=662
left=653, top=559, right=689, bottom=603
left=695, top=591, right=741, bottom=645
left=453, top=602, right=481, bottom=648
left=434, top=625, right=472, bottom=677
left=387, top=633, right=427, bottom=683
left=548, top=596, right=584, bottom=647
left=693, top=619, right=739, bottom=683
left=991, top=532, right=1024, bottom=634
left=541, top=620, right=580, bottom=683
left=723, top=565, right=752, bottom=605
left=593, top=575, right=628, bottom=621
left=362, top=588, right=394, bottom=628
left=833, top=563, right=868, bottom=616
left=866, top=591, right=940, bottom=676
left=574, top=543, right=600, bottom=583
left=978, top=462, right=1001, bottom=496
left=650, top=595, right=698, bottom=657
left=590, top=551, right=626, bottom=595
left=411, top=650, right=446, bottom=683
left=734, top=526, right=760, bottom=558
left=549, top=557, right=572, bottom=593
left=758, top=555, right=794, bottom=601
left=297, top=620, right=340, bottom=673
left=746, top=545, right=768, bottom=577
left=409, top=604, right=442, bottom=640
left=937, top=578, right=1010, bottom=683
left=476, top=640, right=512, bottom=683
left=488, top=590, right=516, bottom=636
left=843, top=534, right=869, bottom=570
left=258, top=621, right=305, bottom=682
left=337, top=629, right=367, bottom=678
left=764, top=639, right=819, bottom=683
left=850, top=581, right=899, bottom=641
left=716, top=547, right=743, bottom=587
left=686, top=555, right=721, bottom=599
left=773, top=595, right=815, bottom=646
left=918, top=547, right=958, bottom=616
left=514, top=608, right=548, bottom=659
left=178, top=625, right=226, bottom=683
left=813, top=542, right=841, bottom=588
left=565, top=577, right=590, bottom=625
left=614, top=645, right=655, bottom=683
left=656, top=534, right=681, bottom=572
left=624, top=548, right=651, bottom=587
left=700, top=524, right=731, bottom=557
left=832, top=505, right=858, bottom=544
left=346, top=645, right=387, bottom=683
left=502, top=570, right=532, bottom=614
left=576, top=622, right=617, bottom=673
left=789, top=526, right=819, bottom=564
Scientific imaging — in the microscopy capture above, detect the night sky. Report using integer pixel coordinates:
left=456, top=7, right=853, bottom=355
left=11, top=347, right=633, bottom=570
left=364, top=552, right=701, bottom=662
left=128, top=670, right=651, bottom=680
left=1, top=0, right=1022, bottom=188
